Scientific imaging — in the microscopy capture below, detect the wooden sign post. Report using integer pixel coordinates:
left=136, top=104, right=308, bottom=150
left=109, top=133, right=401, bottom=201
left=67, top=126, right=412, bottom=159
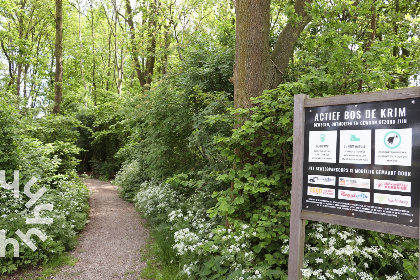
left=288, top=87, right=420, bottom=279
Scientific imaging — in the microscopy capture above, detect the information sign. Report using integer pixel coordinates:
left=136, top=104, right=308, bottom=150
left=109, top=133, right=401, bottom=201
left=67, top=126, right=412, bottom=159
left=303, top=98, right=420, bottom=226
left=288, top=87, right=420, bottom=280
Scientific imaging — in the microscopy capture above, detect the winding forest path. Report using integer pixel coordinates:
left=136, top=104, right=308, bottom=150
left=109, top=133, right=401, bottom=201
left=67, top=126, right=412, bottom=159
left=51, top=179, right=148, bottom=280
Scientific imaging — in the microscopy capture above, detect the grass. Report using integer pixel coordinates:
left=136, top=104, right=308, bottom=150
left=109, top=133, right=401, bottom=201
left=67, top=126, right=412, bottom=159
left=36, top=254, right=78, bottom=279
left=139, top=223, right=186, bottom=280
left=0, top=253, right=77, bottom=280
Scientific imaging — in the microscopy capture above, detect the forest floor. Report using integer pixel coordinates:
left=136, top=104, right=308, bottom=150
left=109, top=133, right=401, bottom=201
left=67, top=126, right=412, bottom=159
left=49, top=179, right=149, bottom=280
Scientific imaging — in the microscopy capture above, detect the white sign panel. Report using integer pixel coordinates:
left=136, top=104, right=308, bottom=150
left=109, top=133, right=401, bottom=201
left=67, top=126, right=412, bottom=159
left=338, top=190, right=370, bottom=202
left=374, top=179, right=411, bottom=193
left=307, top=187, right=335, bottom=198
left=374, top=193, right=411, bottom=207
left=308, top=131, right=337, bottom=163
left=308, top=175, right=336, bottom=186
left=374, top=128, right=412, bottom=166
left=339, top=177, right=370, bottom=189
left=339, top=130, right=372, bottom=164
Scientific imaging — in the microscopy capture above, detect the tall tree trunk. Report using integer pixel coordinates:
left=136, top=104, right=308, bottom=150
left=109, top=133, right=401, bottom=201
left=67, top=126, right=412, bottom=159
left=230, top=0, right=313, bottom=228
left=233, top=0, right=271, bottom=110
left=114, top=5, right=124, bottom=95
left=1, top=39, right=15, bottom=91
left=358, top=3, right=377, bottom=91
left=16, top=0, right=26, bottom=98
left=53, top=0, right=63, bottom=114
left=233, top=0, right=312, bottom=110
left=78, top=0, right=87, bottom=91
left=106, top=28, right=112, bottom=92
left=162, top=24, right=170, bottom=75
left=267, top=0, right=313, bottom=89
left=125, top=0, right=146, bottom=86
left=125, top=0, right=157, bottom=88
left=116, top=46, right=124, bottom=95
left=90, top=0, right=97, bottom=106
left=145, top=0, right=158, bottom=85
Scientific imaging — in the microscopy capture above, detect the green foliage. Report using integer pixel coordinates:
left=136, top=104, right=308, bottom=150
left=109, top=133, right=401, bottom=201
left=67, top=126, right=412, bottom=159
left=25, top=115, right=82, bottom=182
left=0, top=105, right=89, bottom=276
left=287, top=0, right=420, bottom=94
left=180, top=87, right=294, bottom=279
left=138, top=88, right=199, bottom=179
left=71, top=102, right=131, bottom=179
left=27, top=115, right=81, bottom=144
left=0, top=98, right=20, bottom=172
left=0, top=178, right=89, bottom=276
left=117, top=87, right=231, bottom=184
left=115, top=88, right=232, bottom=201
left=129, top=83, right=420, bottom=279
left=209, top=86, right=294, bottom=226
left=174, top=43, right=234, bottom=94
left=134, top=181, right=181, bottom=225
left=140, top=223, right=186, bottom=280
left=114, top=160, right=147, bottom=201
left=2, top=0, right=416, bottom=278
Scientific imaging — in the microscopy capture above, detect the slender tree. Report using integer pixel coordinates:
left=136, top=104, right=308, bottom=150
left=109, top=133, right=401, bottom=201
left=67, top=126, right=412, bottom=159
left=125, top=0, right=157, bottom=88
left=53, top=0, right=63, bottom=114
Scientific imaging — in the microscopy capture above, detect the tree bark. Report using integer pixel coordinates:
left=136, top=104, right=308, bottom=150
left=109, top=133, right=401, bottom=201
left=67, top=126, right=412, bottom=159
left=53, top=0, right=63, bottom=114
left=78, top=0, right=87, bottom=91
left=233, top=0, right=271, bottom=110
left=90, top=0, right=97, bottom=106
left=145, top=0, right=158, bottom=85
left=16, top=0, right=27, bottom=98
left=233, top=0, right=312, bottom=110
left=267, top=0, right=313, bottom=89
left=125, top=0, right=146, bottom=86
left=125, top=0, right=157, bottom=88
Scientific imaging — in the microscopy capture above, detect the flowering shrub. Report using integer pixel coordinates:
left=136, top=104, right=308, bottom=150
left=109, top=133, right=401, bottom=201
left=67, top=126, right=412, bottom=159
left=303, top=222, right=417, bottom=280
left=0, top=178, right=89, bottom=275
left=134, top=181, right=182, bottom=224
left=115, top=160, right=146, bottom=201
left=0, top=108, right=90, bottom=276
left=172, top=221, right=264, bottom=279
left=120, top=85, right=419, bottom=279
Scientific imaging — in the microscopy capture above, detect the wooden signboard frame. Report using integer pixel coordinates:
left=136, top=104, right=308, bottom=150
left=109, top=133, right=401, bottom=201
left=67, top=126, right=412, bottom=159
left=288, top=87, right=420, bottom=280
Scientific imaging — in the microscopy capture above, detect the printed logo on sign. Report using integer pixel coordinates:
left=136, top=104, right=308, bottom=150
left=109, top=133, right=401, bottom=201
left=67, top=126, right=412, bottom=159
left=375, top=128, right=412, bottom=166
left=307, top=187, right=335, bottom=198
left=339, top=177, right=370, bottom=189
left=308, top=131, right=338, bottom=163
left=0, top=171, right=53, bottom=258
left=338, top=190, right=370, bottom=202
left=384, top=131, right=401, bottom=149
left=308, top=175, right=336, bottom=186
left=339, top=130, right=372, bottom=164
left=374, top=193, right=411, bottom=207
left=374, top=179, right=411, bottom=193
left=350, top=134, right=361, bottom=141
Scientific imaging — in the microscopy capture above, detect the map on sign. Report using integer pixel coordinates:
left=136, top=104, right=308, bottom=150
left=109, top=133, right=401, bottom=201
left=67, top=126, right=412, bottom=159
left=302, top=98, right=420, bottom=226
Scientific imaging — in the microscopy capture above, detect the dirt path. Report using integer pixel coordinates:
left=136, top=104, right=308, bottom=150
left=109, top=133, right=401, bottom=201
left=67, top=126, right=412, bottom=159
left=51, top=179, right=148, bottom=280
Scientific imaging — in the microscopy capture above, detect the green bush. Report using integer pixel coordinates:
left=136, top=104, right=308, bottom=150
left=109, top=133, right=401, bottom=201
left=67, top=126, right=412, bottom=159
left=0, top=177, right=89, bottom=275
left=0, top=108, right=90, bottom=276
left=114, top=160, right=146, bottom=201
left=0, top=99, right=20, bottom=173
left=130, top=84, right=419, bottom=279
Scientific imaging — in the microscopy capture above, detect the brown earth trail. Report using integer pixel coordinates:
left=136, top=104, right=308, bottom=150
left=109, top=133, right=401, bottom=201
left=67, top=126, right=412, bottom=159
left=51, top=179, right=148, bottom=280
